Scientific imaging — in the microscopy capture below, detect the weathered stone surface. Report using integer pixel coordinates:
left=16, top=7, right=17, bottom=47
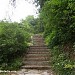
left=22, top=34, right=51, bottom=69
left=17, top=34, right=55, bottom=75
left=16, top=69, right=54, bottom=75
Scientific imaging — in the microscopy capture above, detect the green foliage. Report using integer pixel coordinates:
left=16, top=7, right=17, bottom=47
left=21, top=15, right=44, bottom=34
left=32, top=18, right=44, bottom=34
left=40, top=0, right=75, bottom=75
left=42, top=0, right=75, bottom=46
left=21, top=16, right=35, bottom=34
left=41, top=0, right=75, bottom=49
left=51, top=46, right=75, bottom=75
left=5, top=58, right=22, bottom=70
left=0, top=21, right=30, bottom=70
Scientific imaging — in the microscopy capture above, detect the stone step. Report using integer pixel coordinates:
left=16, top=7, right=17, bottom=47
left=33, top=40, right=44, bottom=42
left=33, top=35, right=43, bottom=37
left=33, top=42, right=45, bottom=44
left=33, top=43, right=45, bottom=46
left=24, top=57, right=50, bottom=61
left=29, top=45, right=47, bottom=47
left=33, top=45, right=46, bottom=46
left=25, top=54, right=50, bottom=58
left=23, top=61, right=50, bottom=66
left=33, top=44, right=45, bottom=45
left=23, top=56, right=50, bottom=60
left=22, top=65, right=51, bottom=69
left=26, top=52, right=50, bottom=54
left=33, top=37, right=44, bottom=39
left=28, top=47, right=49, bottom=49
left=33, top=38, right=44, bottom=40
left=33, top=42, right=44, bottom=44
left=27, top=49, right=50, bottom=52
left=29, top=48, right=48, bottom=50
left=33, top=35, right=43, bottom=38
left=29, top=45, right=48, bottom=49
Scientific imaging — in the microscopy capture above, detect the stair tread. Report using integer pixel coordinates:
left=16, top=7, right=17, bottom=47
left=28, top=48, right=50, bottom=50
left=25, top=56, right=49, bottom=58
left=28, top=49, right=49, bottom=50
left=29, top=46, right=48, bottom=47
left=27, top=51, right=49, bottom=54
left=26, top=54, right=50, bottom=55
left=22, top=65, right=51, bottom=69
left=24, top=61, right=50, bottom=62
left=23, top=56, right=49, bottom=59
left=24, top=57, right=49, bottom=61
left=26, top=54, right=50, bottom=57
left=23, top=61, right=50, bottom=65
left=22, top=65, right=51, bottom=67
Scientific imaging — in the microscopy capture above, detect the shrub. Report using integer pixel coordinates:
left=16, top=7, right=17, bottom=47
left=51, top=46, right=75, bottom=75
left=40, top=0, right=75, bottom=74
left=0, top=21, right=30, bottom=70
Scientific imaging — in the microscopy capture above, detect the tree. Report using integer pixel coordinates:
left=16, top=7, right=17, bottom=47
left=34, top=0, right=47, bottom=8
left=9, top=0, right=47, bottom=8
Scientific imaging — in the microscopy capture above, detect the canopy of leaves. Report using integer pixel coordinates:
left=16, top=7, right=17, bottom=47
left=21, top=15, right=44, bottom=34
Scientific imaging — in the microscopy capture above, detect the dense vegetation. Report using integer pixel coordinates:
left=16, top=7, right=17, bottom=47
left=0, top=20, right=31, bottom=70
left=39, top=0, right=75, bottom=75
left=0, top=15, right=41, bottom=70
left=21, top=15, right=44, bottom=34
left=0, top=14, right=42, bottom=70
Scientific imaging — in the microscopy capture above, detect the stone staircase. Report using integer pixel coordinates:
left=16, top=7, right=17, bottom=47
left=22, top=34, right=51, bottom=69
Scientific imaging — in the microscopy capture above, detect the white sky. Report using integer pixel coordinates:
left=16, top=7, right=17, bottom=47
left=0, top=0, right=38, bottom=22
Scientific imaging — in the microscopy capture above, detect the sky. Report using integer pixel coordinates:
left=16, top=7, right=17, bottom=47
left=0, top=0, right=38, bottom=22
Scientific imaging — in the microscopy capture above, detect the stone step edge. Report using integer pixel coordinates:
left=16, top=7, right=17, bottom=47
left=24, top=56, right=50, bottom=57
left=25, top=55, right=50, bottom=57
left=26, top=54, right=50, bottom=55
left=23, top=59, right=49, bottom=61
left=29, top=47, right=49, bottom=49
left=25, top=56, right=50, bottom=58
left=24, top=57, right=49, bottom=59
left=22, top=65, right=52, bottom=69
left=26, top=51, right=50, bottom=53
left=29, top=46, right=48, bottom=47
left=23, top=60, right=50, bottom=64
left=23, top=57, right=50, bottom=60
left=23, top=60, right=51, bottom=62
left=23, top=60, right=50, bottom=62
left=27, top=49, right=50, bottom=50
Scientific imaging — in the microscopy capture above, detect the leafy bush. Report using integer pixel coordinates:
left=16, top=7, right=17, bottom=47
left=0, top=21, right=30, bottom=70
left=51, top=46, right=75, bottom=75
left=40, top=0, right=75, bottom=75
left=42, top=0, right=75, bottom=47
